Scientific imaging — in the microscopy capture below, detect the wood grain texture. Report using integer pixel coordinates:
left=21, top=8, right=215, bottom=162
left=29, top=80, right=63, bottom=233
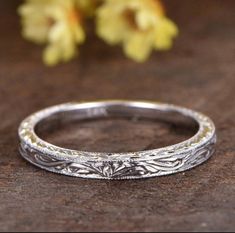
left=0, top=0, right=234, bottom=231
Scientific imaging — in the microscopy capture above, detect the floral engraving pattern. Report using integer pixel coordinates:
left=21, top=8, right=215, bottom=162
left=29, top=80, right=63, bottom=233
left=20, top=135, right=216, bottom=179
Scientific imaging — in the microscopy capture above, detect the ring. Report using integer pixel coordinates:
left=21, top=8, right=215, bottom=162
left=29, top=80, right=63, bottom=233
left=18, top=100, right=216, bottom=180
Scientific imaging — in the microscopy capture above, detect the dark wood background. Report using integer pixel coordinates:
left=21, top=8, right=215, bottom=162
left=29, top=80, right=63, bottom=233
left=0, top=0, right=234, bottom=232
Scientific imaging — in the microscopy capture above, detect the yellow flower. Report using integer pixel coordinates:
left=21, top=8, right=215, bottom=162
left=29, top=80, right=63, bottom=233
left=19, top=0, right=87, bottom=66
left=96, top=0, right=178, bottom=62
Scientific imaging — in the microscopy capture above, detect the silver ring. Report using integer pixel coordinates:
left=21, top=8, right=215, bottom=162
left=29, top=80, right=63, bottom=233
left=18, top=100, right=216, bottom=180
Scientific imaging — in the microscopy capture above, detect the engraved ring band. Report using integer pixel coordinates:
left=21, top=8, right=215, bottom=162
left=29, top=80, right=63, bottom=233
left=18, top=100, right=216, bottom=180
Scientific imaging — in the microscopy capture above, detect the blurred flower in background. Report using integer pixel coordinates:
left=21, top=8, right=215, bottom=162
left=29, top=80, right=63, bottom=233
left=19, top=0, right=178, bottom=66
left=97, top=0, right=178, bottom=62
left=19, top=0, right=89, bottom=65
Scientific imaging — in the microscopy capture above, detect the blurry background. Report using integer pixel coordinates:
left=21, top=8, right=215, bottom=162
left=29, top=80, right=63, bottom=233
left=0, top=0, right=234, bottom=232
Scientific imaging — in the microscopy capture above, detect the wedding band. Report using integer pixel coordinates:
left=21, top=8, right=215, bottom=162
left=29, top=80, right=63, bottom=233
left=18, top=100, right=216, bottom=180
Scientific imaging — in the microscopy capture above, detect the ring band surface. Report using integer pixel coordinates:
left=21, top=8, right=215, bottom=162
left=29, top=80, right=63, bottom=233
left=18, top=100, right=216, bottom=180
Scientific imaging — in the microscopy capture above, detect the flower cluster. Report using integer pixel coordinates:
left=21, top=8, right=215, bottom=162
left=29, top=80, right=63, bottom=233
left=19, top=0, right=178, bottom=66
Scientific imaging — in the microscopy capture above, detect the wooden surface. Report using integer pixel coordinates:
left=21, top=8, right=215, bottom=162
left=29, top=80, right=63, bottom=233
left=0, top=0, right=235, bottom=232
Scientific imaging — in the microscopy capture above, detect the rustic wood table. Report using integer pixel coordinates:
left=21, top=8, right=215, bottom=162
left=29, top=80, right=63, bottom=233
left=0, top=0, right=234, bottom=232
